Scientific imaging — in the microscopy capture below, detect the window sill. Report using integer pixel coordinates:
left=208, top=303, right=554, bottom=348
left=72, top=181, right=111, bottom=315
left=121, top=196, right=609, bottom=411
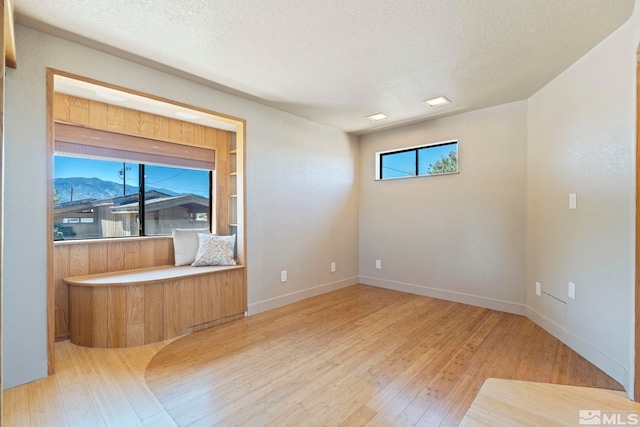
left=53, top=234, right=172, bottom=246
left=375, top=171, right=459, bottom=181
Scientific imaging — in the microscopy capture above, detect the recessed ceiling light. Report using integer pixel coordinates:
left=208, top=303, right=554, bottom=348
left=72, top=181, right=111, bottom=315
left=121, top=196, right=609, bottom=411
left=423, top=96, right=451, bottom=107
left=95, top=91, right=127, bottom=102
left=366, top=113, right=389, bottom=122
left=176, top=111, right=200, bottom=120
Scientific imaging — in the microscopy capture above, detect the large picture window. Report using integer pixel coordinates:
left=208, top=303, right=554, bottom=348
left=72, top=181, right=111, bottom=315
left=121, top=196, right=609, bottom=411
left=376, top=140, right=458, bottom=180
left=53, top=123, right=215, bottom=240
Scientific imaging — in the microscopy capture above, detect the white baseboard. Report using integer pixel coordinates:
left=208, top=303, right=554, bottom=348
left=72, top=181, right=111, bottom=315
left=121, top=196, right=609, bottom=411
left=526, top=306, right=632, bottom=399
left=360, top=276, right=526, bottom=315
left=3, top=359, right=48, bottom=390
left=248, top=276, right=359, bottom=316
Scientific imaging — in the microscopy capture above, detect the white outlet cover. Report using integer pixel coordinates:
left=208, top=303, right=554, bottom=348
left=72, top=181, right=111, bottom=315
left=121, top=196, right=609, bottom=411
left=331, top=262, right=336, bottom=272
left=281, top=270, right=287, bottom=282
left=375, top=260, right=382, bottom=269
left=569, top=193, right=577, bottom=210
left=568, top=281, right=576, bottom=299
left=535, top=282, right=541, bottom=296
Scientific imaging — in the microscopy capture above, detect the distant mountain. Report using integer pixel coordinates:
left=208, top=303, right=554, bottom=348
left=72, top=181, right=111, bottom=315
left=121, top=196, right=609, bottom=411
left=54, top=177, right=178, bottom=204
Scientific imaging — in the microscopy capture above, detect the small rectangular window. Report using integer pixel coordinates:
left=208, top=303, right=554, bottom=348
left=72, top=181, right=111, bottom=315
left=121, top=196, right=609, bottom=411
left=377, top=140, right=457, bottom=180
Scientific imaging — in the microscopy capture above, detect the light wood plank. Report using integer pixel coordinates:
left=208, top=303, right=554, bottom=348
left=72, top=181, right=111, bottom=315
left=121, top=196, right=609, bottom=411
left=107, top=241, right=125, bottom=273
left=3, top=384, right=30, bottom=427
left=88, top=99, right=108, bottom=129
left=461, top=378, right=640, bottom=426
left=89, top=243, right=108, bottom=274
left=69, top=96, right=89, bottom=124
left=54, top=92, right=70, bottom=122
left=144, top=284, right=164, bottom=344
left=54, top=244, right=70, bottom=340
left=69, top=285, right=92, bottom=347
left=92, top=288, right=109, bottom=347
left=163, top=281, right=180, bottom=340
left=108, top=287, right=126, bottom=347
left=178, top=279, right=194, bottom=335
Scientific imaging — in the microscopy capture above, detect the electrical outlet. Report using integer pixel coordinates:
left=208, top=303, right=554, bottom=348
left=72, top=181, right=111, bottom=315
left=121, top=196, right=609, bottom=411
left=281, top=270, right=287, bottom=282
left=535, top=282, right=541, bottom=296
left=330, top=262, right=336, bottom=273
left=569, top=193, right=577, bottom=210
left=375, top=260, right=382, bottom=270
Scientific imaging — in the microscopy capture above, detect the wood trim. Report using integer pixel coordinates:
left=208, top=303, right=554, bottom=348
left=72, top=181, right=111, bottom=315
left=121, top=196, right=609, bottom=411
left=635, top=47, right=640, bottom=402
left=237, top=122, right=247, bottom=311
left=4, top=0, right=15, bottom=69
left=46, top=69, right=55, bottom=375
left=1, top=0, right=5, bottom=411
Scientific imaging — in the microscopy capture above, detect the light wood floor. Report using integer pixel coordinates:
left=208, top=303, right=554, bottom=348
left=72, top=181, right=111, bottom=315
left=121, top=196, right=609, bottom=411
left=2, top=284, right=625, bottom=426
left=146, top=285, right=621, bottom=426
left=461, top=378, right=640, bottom=426
left=3, top=339, right=177, bottom=427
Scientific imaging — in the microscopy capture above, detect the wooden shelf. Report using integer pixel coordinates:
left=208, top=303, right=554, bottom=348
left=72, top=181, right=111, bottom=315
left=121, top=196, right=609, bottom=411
left=229, top=172, right=237, bottom=176
left=229, top=223, right=238, bottom=227
left=229, top=150, right=237, bottom=154
left=229, top=195, right=238, bottom=198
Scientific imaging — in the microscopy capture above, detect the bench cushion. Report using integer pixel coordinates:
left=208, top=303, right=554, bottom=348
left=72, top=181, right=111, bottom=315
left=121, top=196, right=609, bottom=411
left=173, top=228, right=210, bottom=266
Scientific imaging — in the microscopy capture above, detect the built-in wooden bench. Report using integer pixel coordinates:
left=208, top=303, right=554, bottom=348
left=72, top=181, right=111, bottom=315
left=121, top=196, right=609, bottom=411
left=64, top=264, right=246, bottom=348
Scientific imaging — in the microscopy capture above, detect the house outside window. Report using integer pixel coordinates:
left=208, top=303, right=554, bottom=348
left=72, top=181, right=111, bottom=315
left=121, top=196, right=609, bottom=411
left=54, top=156, right=212, bottom=240
left=53, top=120, right=216, bottom=241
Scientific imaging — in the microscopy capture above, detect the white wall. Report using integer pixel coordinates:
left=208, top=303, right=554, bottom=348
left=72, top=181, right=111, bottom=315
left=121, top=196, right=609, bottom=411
left=526, top=3, right=640, bottom=395
left=2, top=25, right=360, bottom=388
left=359, top=101, right=528, bottom=315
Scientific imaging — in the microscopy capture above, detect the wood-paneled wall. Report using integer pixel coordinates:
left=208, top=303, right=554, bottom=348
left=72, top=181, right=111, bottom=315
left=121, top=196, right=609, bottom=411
left=68, top=268, right=245, bottom=348
left=54, top=93, right=222, bottom=150
left=54, top=238, right=174, bottom=340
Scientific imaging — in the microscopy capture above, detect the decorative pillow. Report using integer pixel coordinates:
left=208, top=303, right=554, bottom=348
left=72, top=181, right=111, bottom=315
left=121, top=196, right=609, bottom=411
left=172, top=228, right=210, bottom=266
left=192, top=234, right=237, bottom=266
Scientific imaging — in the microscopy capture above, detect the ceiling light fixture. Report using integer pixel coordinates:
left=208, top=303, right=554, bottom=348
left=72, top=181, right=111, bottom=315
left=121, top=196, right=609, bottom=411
left=423, top=96, right=451, bottom=108
left=176, top=111, right=201, bottom=120
left=366, top=113, right=389, bottom=122
left=95, top=91, right=127, bottom=102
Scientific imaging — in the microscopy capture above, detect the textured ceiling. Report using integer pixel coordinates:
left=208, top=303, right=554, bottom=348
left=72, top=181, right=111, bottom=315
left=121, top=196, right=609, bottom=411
left=14, top=0, right=635, bottom=135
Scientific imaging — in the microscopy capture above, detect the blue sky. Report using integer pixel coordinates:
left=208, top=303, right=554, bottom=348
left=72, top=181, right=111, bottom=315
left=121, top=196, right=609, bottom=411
left=54, top=156, right=210, bottom=197
left=381, top=143, right=457, bottom=179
